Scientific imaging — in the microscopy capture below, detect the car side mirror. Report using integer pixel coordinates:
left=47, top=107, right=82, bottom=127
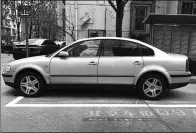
left=58, top=51, right=69, bottom=58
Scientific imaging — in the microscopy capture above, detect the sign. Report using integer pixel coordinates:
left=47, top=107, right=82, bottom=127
left=18, top=6, right=31, bottom=17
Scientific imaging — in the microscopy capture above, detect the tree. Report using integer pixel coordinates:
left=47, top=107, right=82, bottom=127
left=55, top=8, right=76, bottom=41
left=9, top=0, right=22, bottom=41
left=1, top=0, right=11, bottom=26
left=57, top=0, right=76, bottom=41
left=108, top=0, right=128, bottom=37
left=1, top=0, right=11, bottom=43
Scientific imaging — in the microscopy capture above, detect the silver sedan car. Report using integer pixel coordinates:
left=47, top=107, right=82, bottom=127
left=2, top=37, right=192, bottom=100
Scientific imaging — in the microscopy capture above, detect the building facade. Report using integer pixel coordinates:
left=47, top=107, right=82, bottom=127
left=130, top=0, right=196, bottom=60
left=57, top=0, right=131, bottom=45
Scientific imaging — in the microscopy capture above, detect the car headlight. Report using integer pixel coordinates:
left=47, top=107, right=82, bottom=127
left=5, top=65, right=11, bottom=72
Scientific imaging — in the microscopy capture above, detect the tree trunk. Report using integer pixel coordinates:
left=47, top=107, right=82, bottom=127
left=29, top=19, right=33, bottom=39
left=17, top=23, right=20, bottom=41
left=116, top=2, right=125, bottom=37
left=116, top=11, right=123, bottom=37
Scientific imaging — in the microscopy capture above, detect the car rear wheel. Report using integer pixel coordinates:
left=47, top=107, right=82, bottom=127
left=16, top=72, right=45, bottom=97
left=137, top=74, right=167, bottom=100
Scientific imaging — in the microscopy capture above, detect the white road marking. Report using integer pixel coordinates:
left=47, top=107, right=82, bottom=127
left=5, top=96, right=24, bottom=107
left=4, top=96, right=196, bottom=108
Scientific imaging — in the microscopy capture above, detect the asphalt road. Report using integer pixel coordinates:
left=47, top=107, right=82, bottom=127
left=1, top=53, right=196, bottom=132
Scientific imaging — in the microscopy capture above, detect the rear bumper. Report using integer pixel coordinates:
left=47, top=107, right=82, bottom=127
left=169, top=72, right=191, bottom=89
left=170, top=72, right=191, bottom=84
left=169, top=82, right=189, bottom=89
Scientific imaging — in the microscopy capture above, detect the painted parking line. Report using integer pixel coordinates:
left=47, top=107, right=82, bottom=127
left=5, top=96, right=196, bottom=108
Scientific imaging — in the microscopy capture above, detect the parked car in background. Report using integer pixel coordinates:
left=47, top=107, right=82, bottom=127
left=55, top=41, right=66, bottom=48
left=12, top=39, right=59, bottom=60
left=1, top=41, right=13, bottom=54
left=2, top=37, right=191, bottom=100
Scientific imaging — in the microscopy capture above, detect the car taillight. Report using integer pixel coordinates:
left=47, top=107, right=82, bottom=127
left=186, top=59, right=189, bottom=72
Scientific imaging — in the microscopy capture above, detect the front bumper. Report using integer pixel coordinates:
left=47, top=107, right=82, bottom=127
left=4, top=82, right=15, bottom=88
left=2, top=70, right=15, bottom=88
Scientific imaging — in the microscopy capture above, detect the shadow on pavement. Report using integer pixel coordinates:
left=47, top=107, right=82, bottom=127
left=4, top=85, right=196, bottom=102
left=160, top=89, right=196, bottom=102
left=44, top=85, right=141, bottom=100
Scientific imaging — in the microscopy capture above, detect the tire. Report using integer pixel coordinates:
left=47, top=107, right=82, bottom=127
left=16, top=72, right=45, bottom=97
left=137, top=74, right=167, bottom=100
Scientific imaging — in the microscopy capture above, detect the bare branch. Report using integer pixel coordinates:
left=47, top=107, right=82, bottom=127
left=108, top=0, right=117, bottom=12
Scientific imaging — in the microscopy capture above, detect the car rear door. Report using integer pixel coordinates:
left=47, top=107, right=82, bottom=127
left=49, top=39, right=101, bottom=84
left=98, top=39, right=143, bottom=84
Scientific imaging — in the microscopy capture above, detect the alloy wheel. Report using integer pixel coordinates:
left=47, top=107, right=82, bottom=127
left=20, top=76, right=39, bottom=95
left=143, top=78, right=162, bottom=98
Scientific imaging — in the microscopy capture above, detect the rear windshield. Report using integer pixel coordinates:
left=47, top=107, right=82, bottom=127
left=42, top=40, right=57, bottom=46
left=20, top=39, right=39, bottom=45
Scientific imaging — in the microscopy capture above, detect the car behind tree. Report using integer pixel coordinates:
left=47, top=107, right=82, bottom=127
left=12, top=39, right=59, bottom=60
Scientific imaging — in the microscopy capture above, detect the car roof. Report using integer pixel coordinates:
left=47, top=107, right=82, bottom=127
left=74, top=37, right=147, bottom=45
left=73, top=37, right=152, bottom=48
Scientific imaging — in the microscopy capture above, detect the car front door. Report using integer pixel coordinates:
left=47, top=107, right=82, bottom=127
left=98, top=39, right=143, bottom=84
left=50, top=39, right=101, bottom=84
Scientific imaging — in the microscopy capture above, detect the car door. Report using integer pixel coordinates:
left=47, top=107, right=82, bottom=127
left=98, top=39, right=143, bottom=84
left=50, top=39, right=101, bottom=84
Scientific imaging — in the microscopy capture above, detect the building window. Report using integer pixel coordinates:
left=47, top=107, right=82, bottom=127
left=132, top=5, right=150, bottom=34
left=181, top=2, right=196, bottom=14
left=88, top=29, right=106, bottom=38
left=135, top=6, right=147, bottom=31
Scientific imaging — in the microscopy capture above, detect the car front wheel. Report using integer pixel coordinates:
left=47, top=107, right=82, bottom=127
left=16, top=72, right=45, bottom=97
left=137, top=74, right=167, bottom=100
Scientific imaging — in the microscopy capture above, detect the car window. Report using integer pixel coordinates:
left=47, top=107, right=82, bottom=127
left=139, top=45, right=154, bottom=56
left=66, top=40, right=101, bottom=57
left=42, top=40, right=57, bottom=46
left=102, top=39, right=140, bottom=56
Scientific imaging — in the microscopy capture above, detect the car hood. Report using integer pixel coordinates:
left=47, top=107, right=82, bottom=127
left=8, top=55, right=50, bottom=67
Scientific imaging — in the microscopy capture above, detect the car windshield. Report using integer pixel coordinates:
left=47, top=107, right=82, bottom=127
left=20, top=39, right=37, bottom=45
left=20, top=39, right=45, bottom=45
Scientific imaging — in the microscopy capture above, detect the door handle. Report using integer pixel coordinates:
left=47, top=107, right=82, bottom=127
left=88, top=61, right=97, bottom=65
left=133, top=61, right=142, bottom=65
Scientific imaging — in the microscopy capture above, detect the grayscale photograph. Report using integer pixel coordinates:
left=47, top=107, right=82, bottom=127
left=1, top=0, right=196, bottom=132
